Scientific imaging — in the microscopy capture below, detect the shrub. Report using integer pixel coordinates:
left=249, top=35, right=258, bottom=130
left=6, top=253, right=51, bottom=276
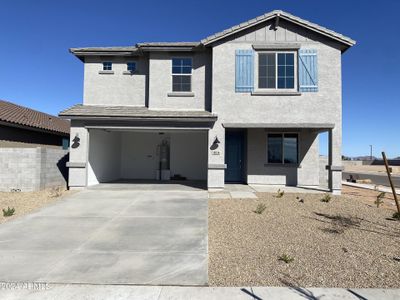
left=2, top=207, right=15, bottom=217
left=320, top=194, right=331, bottom=203
left=49, top=186, right=63, bottom=198
left=274, top=189, right=285, bottom=198
left=253, top=203, right=266, bottom=214
left=278, top=254, right=294, bottom=264
left=393, top=212, right=400, bottom=220
left=374, top=192, right=385, bottom=208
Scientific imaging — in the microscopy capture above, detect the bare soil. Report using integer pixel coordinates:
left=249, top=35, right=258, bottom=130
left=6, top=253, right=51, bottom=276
left=0, top=187, right=75, bottom=224
left=209, top=186, right=400, bottom=288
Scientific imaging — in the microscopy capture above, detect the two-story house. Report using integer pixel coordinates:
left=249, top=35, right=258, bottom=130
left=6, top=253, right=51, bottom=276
left=60, top=10, right=355, bottom=194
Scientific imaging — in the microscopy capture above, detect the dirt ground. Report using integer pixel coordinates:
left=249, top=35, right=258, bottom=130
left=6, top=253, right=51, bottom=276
left=0, top=187, right=75, bottom=224
left=209, top=186, right=400, bottom=288
left=344, top=164, right=400, bottom=175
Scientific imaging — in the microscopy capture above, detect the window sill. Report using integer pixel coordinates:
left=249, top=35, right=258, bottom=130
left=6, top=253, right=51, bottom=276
left=252, top=90, right=301, bottom=96
left=264, top=163, right=301, bottom=168
left=98, top=70, right=114, bottom=75
left=167, top=92, right=195, bottom=97
left=122, top=71, right=136, bottom=75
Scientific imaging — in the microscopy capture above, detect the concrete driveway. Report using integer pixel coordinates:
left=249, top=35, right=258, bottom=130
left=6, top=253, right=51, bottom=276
left=0, top=183, right=208, bottom=285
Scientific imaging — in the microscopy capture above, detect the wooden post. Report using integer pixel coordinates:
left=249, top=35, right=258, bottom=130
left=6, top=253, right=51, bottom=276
left=382, top=151, right=400, bottom=215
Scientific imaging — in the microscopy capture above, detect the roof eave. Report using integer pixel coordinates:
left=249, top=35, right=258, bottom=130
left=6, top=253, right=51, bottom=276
left=69, top=48, right=142, bottom=62
left=201, top=11, right=355, bottom=51
left=58, top=115, right=218, bottom=122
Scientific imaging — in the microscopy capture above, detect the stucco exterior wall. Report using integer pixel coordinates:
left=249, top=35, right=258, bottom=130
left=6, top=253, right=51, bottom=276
left=0, top=124, right=68, bottom=148
left=83, top=56, right=147, bottom=107
left=207, top=19, right=343, bottom=190
left=87, top=130, right=121, bottom=185
left=120, top=131, right=207, bottom=180
left=247, top=129, right=319, bottom=186
left=148, top=52, right=211, bottom=110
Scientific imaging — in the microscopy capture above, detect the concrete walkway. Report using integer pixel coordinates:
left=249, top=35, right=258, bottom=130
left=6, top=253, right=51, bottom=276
left=209, top=184, right=327, bottom=200
left=0, top=185, right=208, bottom=285
left=0, top=284, right=399, bottom=300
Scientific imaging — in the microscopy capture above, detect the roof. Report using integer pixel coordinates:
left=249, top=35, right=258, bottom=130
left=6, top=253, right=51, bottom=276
left=136, top=42, right=200, bottom=47
left=201, top=10, right=355, bottom=47
left=0, top=100, right=70, bottom=135
left=69, top=10, right=355, bottom=59
left=59, top=104, right=217, bottom=121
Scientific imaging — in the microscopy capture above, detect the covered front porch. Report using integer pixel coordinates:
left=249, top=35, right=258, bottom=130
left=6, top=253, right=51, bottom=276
left=210, top=123, right=342, bottom=194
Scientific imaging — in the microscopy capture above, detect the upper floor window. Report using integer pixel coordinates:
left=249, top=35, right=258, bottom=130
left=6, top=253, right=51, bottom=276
left=103, top=62, right=112, bottom=71
left=172, top=58, right=192, bottom=92
left=267, top=133, right=298, bottom=164
left=258, top=52, right=295, bottom=90
left=127, top=62, right=136, bottom=72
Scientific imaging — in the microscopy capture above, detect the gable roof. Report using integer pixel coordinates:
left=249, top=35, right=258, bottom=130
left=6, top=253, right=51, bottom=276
left=201, top=10, right=355, bottom=48
left=69, top=10, right=355, bottom=60
left=0, top=100, right=70, bottom=135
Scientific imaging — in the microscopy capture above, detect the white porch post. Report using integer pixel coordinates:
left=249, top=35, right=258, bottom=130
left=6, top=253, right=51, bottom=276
left=207, top=121, right=225, bottom=190
left=328, top=127, right=342, bottom=195
left=67, top=122, right=89, bottom=189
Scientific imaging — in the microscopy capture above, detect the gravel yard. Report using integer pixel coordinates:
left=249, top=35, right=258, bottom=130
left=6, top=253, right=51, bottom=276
left=209, top=186, right=400, bottom=288
left=0, top=188, right=74, bottom=224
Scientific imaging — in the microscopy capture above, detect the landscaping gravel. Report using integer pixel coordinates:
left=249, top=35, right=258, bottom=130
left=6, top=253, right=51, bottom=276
left=0, top=188, right=74, bottom=224
left=209, top=186, right=400, bottom=288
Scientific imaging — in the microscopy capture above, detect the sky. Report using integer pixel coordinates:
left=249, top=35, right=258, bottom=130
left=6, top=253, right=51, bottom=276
left=0, top=0, right=399, bottom=158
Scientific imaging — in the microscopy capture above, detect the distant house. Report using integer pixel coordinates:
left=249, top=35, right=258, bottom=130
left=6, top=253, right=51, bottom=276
left=0, top=100, right=70, bottom=149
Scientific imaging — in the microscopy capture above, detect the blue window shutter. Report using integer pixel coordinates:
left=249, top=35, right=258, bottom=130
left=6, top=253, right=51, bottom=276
left=235, top=50, right=254, bottom=93
left=298, top=49, right=318, bottom=92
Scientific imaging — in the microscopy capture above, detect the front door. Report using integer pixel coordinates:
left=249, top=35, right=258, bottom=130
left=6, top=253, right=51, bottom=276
left=225, top=131, right=244, bottom=182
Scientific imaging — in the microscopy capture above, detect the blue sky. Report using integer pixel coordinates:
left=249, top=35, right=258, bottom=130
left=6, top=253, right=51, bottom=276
left=0, top=0, right=399, bottom=158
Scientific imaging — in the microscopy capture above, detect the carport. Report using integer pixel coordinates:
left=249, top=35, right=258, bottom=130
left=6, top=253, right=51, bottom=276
left=61, top=105, right=217, bottom=190
left=87, top=129, right=208, bottom=186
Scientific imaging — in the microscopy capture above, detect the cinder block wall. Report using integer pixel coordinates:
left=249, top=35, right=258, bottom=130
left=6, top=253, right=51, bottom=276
left=0, top=147, right=68, bottom=192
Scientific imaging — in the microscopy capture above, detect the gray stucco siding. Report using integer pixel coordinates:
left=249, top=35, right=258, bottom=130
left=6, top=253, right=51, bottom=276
left=246, top=129, right=319, bottom=186
left=83, top=56, right=148, bottom=107
left=206, top=20, right=343, bottom=190
left=148, top=52, right=211, bottom=110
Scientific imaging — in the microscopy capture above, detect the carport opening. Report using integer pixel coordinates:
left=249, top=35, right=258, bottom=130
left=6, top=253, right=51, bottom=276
left=87, top=129, right=208, bottom=189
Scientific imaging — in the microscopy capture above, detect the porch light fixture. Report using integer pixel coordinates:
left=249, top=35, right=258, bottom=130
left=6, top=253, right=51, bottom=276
left=210, top=136, right=220, bottom=150
left=71, top=133, right=80, bottom=149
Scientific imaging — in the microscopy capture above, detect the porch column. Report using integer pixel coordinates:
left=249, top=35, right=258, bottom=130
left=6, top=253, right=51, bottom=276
left=328, top=127, right=342, bottom=195
left=66, top=121, right=89, bottom=189
left=207, top=121, right=225, bottom=189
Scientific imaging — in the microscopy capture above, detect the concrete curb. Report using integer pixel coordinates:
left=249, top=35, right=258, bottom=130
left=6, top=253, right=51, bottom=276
left=0, top=284, right=399, bottom=300
left=342, top=181, right=400, bottom=195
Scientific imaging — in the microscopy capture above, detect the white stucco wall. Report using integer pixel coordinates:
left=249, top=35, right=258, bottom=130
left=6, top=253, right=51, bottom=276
left=207, top=19, right=343, bottom=189
left=247, top=129, right=319, bottom=186
left=87, top=130, right=121, bottom=185
left=120, top=131, right=207, bottom=180
left=83, top=56, right=147, bottom=106
left=120, top=132, right=164, bottom=180
left=148, top=52, right=211, bottom=110
left=170, top=132, right=207, bottom=180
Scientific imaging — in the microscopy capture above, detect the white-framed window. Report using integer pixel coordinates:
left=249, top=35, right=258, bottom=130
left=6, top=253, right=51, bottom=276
left=127, top=62, right=136, bottom=72
left=257, top=51, right=296, bottom=90
left=102, top=62, right=112, bottom=71
left=172, top=58, right=192, bottom=92
left=267, top=133, right=299, bottom=164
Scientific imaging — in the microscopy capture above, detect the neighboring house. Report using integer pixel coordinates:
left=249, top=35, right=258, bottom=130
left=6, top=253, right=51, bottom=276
left=60, top=10, right=355, bottom=194
left=0, top=100, right=70, bottom=191
left=0, top=100, right=70, bottom=148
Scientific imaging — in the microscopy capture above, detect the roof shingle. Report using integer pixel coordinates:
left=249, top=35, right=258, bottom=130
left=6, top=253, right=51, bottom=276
left=0, top=100, right=70, bottom=135
left=59, top=104, right=217, bottom=120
